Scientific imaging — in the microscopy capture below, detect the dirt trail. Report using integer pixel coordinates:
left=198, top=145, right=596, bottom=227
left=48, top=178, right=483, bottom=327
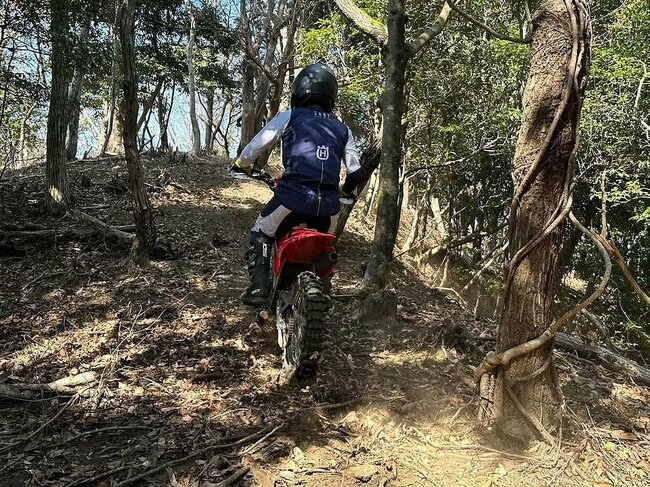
left=0, top=155, right=648, bottom=486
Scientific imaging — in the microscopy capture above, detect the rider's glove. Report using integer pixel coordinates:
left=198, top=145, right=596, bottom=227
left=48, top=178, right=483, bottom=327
left=339, top=189, right=357, bottom=205
left=229, top=158, right=253, bottom=176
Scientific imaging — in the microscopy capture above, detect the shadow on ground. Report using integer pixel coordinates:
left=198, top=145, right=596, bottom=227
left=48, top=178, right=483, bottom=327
left=0, top=155, right=648, bottom=487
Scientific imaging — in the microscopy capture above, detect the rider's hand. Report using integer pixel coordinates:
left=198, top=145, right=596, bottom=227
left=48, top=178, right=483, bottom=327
left=229, top=159, right=253, bottom=176
left=339, top=189, right=357, bottom=205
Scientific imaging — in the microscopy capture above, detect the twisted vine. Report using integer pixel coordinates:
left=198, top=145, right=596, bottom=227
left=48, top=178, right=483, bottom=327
left=477, top=0, right=594, bottom=442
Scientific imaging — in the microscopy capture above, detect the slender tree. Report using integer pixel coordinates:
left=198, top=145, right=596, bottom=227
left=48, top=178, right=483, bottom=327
left=66, top=24, right=89, bottom=161
left=335, top=0, right=452, bottom=291
left=185, top=0, right=201, bottom=155
left=119, top=0, right=156, bottom=264
left=45, top=0, right=73, bottom=213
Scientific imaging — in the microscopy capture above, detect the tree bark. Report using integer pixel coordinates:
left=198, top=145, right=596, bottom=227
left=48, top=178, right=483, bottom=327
left=137, top=78, right=163, bottom=132
left=65, top=24, right=89, bottom=161
left=238, top=62, right=257, bottom=154
left=479, top=0, right=590, bottom=441
left=361, top=0, right=408, bottom=292
left=186, top=0, right=201, bottom=155
left=104, top=99, right=126, bottom=155
left=45, top=0, right=72, bottom=214
left=205, top=89, right=214, bottom=154
left=101, top=5, right=121, bottom=156
left=334, top=0, right=388, bottom=44
left=238, top=0, right=257, bottom=155
left=119, top=0, right=156, bottom=265
left=65, top=63, right=84, bottom=161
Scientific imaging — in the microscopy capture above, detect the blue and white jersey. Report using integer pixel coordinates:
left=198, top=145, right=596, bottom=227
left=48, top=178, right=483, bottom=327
left=240, top=108, right=362, bottom=216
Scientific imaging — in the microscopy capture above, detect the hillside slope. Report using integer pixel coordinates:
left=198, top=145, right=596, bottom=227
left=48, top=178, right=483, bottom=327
left=0, top=155, right=648, bottom=486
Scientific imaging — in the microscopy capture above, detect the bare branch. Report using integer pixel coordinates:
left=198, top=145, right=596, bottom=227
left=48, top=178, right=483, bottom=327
left=448, top=0, right=531, bottom=45
left=408, top=1, right=453, bottom=57
left=334, top=0, right=388, bottom=45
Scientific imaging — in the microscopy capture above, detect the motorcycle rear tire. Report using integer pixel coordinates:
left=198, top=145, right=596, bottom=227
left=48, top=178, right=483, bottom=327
left=282, top=271, right=328, bottom=379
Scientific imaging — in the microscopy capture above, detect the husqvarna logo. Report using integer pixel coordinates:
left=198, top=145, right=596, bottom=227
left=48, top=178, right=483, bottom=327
left=316, top=145, right=330, bottom=160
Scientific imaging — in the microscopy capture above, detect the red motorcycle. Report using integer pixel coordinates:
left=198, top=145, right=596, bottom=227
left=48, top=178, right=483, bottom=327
left=234, top=169, right=342, bottom=379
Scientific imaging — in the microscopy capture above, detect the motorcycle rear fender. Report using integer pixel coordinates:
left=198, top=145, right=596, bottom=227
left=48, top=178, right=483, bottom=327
left=273, top=228, right=337, bottom=279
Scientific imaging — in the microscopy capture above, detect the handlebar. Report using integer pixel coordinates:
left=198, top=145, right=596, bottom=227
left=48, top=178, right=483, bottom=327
left=247, top=169, right=277, bottom=191
left=229, top=165, right=356, bottom=204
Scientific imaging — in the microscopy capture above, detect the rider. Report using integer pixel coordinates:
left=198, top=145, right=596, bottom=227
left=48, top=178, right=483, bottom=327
left=231, top=62, right=363, bottom=306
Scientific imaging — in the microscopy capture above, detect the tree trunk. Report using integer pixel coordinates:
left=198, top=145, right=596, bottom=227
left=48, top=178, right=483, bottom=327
left=65, top=63, right=84, bottom=161
left=158, top=84, right=174, bottom=152
left=238, top=62, right=256, bottom=155
left=137, top=78, right=163, bottom=131
left=18, top=101, right=37, bottom=163
left=479, top=0, right=590, bottom=442
left=65, top=24, right=89, bottom=161
left=45, top=0, right=72, bottom=214
left=186, top=1, right=201, bottom=155
left=205, top=89, right=214, bottom=154
left=362, top=0, right=408, bottom=292
left=105, top=99, right=126, bottom=155
left=101, top=8, right=120, bottom=157
left=119, top=0, right=156, bottom=265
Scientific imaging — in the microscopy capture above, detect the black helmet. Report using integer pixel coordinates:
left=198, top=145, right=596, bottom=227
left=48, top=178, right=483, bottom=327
left=291, top=63, right=338, bottom=111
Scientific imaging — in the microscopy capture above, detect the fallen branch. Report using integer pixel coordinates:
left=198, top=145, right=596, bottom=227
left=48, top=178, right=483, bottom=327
left=555, top=332, right=650, bottom=386
left=68, top=209, right=134, bottom=243
left=214, top=466, right=251, bottom=487
left=598, top=172, right=649, bottom=305
left=1, top=228, right=96, bottom=241
left=578, top=309, right=621, bottom=353
left=241, top=423, right=285, bottom=456
left=599, top=237, right=650, bottom=305
left=13, top=371, right=98, bottom=394
left=21, top=270, right=67, bottom=290
left=0, top=393, right=80, bottom=453
left=57, top=425, right=155, bottom=446
left=67, top=464, right=137, bottom=487
left=0, top=383, right=40, bottom=400
left=113, top=424, right=279, bottom=486
left=0, top=372, right=98, bottom=401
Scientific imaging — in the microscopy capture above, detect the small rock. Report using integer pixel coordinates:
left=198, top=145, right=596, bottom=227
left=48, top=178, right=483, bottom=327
left=347, top=464, right=378, bottom=482
left=292, top=446, right=305, bottom=462
left=278, top=470, right=295, bottom=481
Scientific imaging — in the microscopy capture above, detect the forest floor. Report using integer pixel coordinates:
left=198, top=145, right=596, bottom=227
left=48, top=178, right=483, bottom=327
left=0, top=154, right=649, bottom=487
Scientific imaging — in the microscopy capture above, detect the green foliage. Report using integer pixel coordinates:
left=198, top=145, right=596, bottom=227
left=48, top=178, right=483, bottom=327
left=298, top=0, right=649, bottom=356
left=297, top=12, right=382, bottom=136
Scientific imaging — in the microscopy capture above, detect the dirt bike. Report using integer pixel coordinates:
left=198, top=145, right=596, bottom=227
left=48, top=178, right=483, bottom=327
left=230, top=167, right=344, bottom=379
